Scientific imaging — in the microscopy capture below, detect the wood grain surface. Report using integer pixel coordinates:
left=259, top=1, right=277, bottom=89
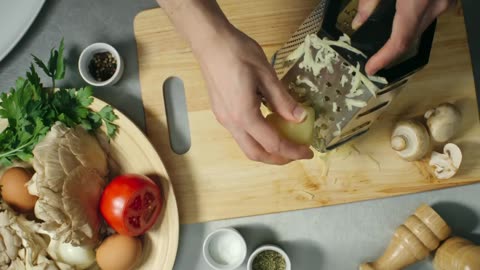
left=91, top=99, right=179, bottom=270
left=133, top=0, right=480, bottom=224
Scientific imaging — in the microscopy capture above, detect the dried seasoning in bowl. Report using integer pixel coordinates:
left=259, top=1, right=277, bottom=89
left=252, top=250, right=286, bottom=270
left=88, top=52, right=117, bottom=82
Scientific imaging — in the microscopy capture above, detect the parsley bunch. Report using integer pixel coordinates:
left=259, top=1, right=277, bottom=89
left=0, top=40, right=118, bottom=166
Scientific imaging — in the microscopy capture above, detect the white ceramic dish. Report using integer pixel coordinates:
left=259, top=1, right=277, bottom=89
left=0, top=0, right=45, bottom=62
left=203, top=228, right=247, bottom=270
left=247, top=245, right=291, bottom=270
left=78, top=43, right=124, bottom=87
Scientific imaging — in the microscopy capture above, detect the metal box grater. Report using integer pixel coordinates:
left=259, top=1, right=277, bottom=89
left=271, top=0, right=437, bottom=152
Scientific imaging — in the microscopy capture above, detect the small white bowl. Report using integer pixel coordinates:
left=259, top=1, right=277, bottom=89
left=247, top=245, right=291, bottom=270
left=203, top=228, right=247, bottom=270
left=78, top=43, right=124, bottom=87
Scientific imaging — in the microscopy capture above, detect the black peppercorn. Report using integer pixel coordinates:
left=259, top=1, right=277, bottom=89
left=88, top=52, right=117, bottom=82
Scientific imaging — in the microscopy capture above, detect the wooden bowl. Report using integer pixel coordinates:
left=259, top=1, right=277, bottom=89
left=91, top=98, right=179, bottom=270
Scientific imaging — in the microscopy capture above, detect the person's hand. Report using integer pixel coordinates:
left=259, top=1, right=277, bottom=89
left=157, top=0, right=313, bottom=165
left=193, top=27, right=314, bottom=165
left=352, top=0, right=456, bottom=75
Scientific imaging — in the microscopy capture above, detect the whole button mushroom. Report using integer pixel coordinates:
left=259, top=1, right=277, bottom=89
left=424, top=103, right=462, bottom=143
left=391, top=120, right=431, bottom=161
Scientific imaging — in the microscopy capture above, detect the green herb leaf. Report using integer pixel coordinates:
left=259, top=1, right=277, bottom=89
left=80, top=119, right=93, bottom=131
left=15, top=77, right=26, bottom=90
left=32, top=54, right=51, bottom=77
left=98, top=105, right=119, bottom=138
left=17, top=152, right=33, bottom=162
left=48, top=48, right=58, bottom=78
left=55, top=39, right=65, bottom=80
left=75, top=107, right=89, bottom=119
left=104, top=121, right=118, bottom=138
left=0, top=158, right=12, bottom=167
left=0, top=39, right=118, bottom=164
left=88, top=112, right=103, bottom=131
left=98, top=105, right=118, bottom=122
left=27, top=65, right=41, bottom=90
left=76, top=86, right=94, bottom=107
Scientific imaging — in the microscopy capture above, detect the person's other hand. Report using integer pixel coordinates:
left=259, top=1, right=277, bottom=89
left=352, top=0, right=456, bottom=75
left=193, top=27, right=313, bottom=165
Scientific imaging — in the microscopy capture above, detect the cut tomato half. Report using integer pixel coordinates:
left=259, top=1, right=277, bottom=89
left=100, top=174, right=163, bottom=236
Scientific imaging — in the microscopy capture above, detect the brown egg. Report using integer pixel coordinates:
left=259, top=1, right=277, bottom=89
left=96, top=234, right=142, bottom=270
left=0, top=167, right=37, bottom=212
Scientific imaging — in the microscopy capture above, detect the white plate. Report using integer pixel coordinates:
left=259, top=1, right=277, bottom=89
left=0, top=0, right=45, bottom=62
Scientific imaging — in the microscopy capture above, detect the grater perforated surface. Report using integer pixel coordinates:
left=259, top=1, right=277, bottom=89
left=273, top=0, right=328, bottom=79
left=272, top=1, right=406, bottom=152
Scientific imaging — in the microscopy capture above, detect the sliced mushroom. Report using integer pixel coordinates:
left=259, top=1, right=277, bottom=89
left=424, top=103, right=462, bottom=143
left=429, top=143, right=462, bottom=179
left=391, top=120, right=431, bottom=161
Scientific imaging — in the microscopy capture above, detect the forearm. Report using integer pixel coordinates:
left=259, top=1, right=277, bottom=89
left=157, top=0, right=233, bottom=54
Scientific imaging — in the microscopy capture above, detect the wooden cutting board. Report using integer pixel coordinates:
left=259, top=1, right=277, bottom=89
left=134, top=0, right=480, bottom=224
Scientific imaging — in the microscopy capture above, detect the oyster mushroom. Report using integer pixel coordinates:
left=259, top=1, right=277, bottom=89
left=424, top=103, right=462, bottom=143
left=28, top=122, right=107, bottom=246
left=0, top=208, right=22, bottom=264
left=391, top=120, right=431, bottom=161
left=0, top=202, right=61, bottom=269
left=429, top=143, right=462, bottom=179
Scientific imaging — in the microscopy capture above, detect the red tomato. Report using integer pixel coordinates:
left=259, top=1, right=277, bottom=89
left=100, top=174, right=163, bottom=236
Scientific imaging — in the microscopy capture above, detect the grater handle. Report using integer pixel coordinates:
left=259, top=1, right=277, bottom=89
left=350, top=0, right=397, bottom=58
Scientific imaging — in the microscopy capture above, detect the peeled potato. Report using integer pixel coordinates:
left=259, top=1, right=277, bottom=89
left=266, top=106, right=315, bottom=145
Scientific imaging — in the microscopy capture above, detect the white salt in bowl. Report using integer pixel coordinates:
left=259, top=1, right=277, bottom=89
left=203, top=228, right=247, bottom=270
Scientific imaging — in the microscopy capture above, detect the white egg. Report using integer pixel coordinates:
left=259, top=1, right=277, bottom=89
left=56, top=242, right=96, bottom=269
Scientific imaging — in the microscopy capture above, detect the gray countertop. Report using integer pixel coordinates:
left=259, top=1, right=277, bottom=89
left=176, top=186, right=480, bottom=270
left=1, top=1, right=479, bottom=270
